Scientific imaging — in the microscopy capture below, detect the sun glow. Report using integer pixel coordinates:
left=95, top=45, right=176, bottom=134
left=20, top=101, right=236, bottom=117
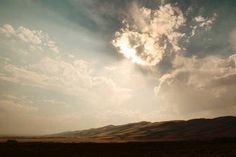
left=120, top=44, right=145, bottom=65
left=112, top=33, right=145, bottom=65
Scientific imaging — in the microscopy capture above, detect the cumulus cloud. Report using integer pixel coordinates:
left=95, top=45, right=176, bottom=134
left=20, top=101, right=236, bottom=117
left=0, top=24, right=59, bottom=54
left=194, top=14, right=216, bottom=29
left=190, top=14, right=217, bottom=37
left=113, top=3, right=186, bottom=66
left=154, top=54, right=236, bottom=117
left=112, top=2, right=235, bottom=118
left=112, top=3, right=218, bottom=67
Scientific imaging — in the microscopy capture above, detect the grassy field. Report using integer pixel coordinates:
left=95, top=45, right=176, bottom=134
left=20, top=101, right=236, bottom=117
left=0, top=139, right=236, bottom=157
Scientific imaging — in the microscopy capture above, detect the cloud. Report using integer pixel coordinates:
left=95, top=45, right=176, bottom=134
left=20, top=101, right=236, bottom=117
left=190, top=14, right=217, bottom=37
left=111, top=2, right=235, bottom=119
left=112, top=2, right=218, bottom=67
left=154, top=54, right=236, bottom=117
left=0, top=24, right=140, bottom=134
left=113, top=3, right=186, bottom=66
left=194, top=14, right=216, bottom=29
left=0, top=24, right=131, bottom=108
left=0, top=95, right=38, bottom=113
left=0, top=0, right=235, bottom=134
left=229, top=29, right=236, bottom=51
left=0, top=24, right=59, bottom=54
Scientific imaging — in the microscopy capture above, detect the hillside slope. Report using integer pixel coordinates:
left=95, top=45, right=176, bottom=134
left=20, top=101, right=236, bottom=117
left=54, top=116, right=236, bottom=141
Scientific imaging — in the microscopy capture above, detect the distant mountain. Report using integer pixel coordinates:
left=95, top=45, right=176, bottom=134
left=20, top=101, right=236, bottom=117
left=53, top=116, right=236, bottom=142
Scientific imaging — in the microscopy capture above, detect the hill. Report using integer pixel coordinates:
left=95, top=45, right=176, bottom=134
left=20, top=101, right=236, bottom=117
left=53, top=116, right=236, bottom=142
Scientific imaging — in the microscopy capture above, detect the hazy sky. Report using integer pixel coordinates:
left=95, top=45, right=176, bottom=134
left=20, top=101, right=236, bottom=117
left=0, top=0, right=236, bottom=135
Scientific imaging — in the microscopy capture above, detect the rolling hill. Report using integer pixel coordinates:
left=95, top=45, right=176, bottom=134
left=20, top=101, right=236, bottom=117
left=53, top=116, right=236, bottom=142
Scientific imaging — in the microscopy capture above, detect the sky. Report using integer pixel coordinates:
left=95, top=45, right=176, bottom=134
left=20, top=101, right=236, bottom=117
left=0, top=0, right=236, bottom=135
